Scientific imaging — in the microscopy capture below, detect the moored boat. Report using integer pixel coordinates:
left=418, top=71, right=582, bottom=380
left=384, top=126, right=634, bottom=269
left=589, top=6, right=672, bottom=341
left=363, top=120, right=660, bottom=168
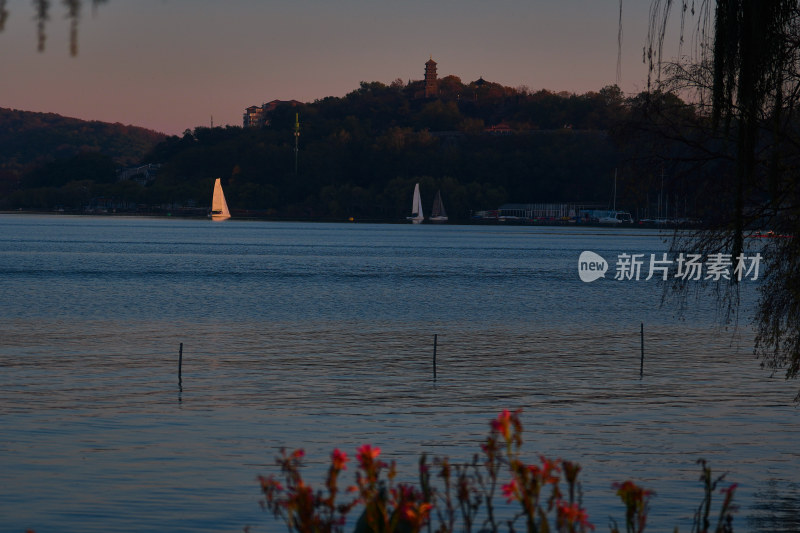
left=430, top=190, right=448, bottom=223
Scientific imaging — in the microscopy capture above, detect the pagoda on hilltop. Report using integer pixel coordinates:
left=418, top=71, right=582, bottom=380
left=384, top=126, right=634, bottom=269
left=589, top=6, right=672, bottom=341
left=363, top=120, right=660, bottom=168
left=424, top=56, right=438, bottom=98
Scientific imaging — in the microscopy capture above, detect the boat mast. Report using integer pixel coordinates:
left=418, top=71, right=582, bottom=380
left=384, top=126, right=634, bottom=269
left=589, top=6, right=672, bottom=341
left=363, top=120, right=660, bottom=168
left=613, top=169, right=617, bottom=212
left=659, top=166, right=664, bottom=220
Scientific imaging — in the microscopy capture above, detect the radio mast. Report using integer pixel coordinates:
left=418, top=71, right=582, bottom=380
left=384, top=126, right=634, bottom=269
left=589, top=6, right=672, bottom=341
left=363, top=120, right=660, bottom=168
left=294, top=113, right=300, bottom=175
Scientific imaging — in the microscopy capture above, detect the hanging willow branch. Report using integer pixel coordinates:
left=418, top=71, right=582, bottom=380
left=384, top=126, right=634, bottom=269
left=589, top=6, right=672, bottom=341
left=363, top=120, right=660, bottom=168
left=632, top=1, right=800, bottom=394
left=64, top=0, right=80, bottom=56
left=0, top=1, right=8, bottom=32
left=34, top=0, right=49, bottom=53
left=0, top=0, right=107, bottom=55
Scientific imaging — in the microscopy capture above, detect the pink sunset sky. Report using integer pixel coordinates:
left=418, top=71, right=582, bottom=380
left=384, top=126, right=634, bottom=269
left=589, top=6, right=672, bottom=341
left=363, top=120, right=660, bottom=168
left=0, top=1, right=688, bottom=136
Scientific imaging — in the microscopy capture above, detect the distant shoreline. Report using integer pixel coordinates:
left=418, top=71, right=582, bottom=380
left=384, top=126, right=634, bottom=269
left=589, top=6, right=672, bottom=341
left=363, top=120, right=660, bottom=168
left=0, top=209, right=694, bottom=230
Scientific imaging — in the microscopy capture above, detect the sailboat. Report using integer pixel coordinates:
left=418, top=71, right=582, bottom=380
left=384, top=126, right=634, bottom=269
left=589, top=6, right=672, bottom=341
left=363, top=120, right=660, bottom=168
left=430, top=190, right=448, bottom=223
left=406, top=183, right=424, bottom=224
left=210, top=178, right=231, bottom=221
left=597, top=169, right=632, bottom=224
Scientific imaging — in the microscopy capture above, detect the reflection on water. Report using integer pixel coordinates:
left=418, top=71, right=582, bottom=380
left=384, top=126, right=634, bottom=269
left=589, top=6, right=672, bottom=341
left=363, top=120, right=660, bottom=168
left=749, top=481, right=800, bottom=533
left=0, top=215, right=797, bottom=533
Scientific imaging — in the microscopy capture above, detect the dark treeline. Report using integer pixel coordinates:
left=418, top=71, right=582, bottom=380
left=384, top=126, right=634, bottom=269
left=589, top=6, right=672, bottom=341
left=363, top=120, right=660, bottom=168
left=1, top=79, right=697, bottom=221
left=0, top=107, right=164, bottom=203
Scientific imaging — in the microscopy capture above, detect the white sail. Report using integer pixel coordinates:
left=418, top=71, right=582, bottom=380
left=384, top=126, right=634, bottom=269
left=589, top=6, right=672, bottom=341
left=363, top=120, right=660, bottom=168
left=430, top=190, right=448, bottom=222
left=407, top=183, right=424, bottom=224
left=210, top=178, right=231, bottom=221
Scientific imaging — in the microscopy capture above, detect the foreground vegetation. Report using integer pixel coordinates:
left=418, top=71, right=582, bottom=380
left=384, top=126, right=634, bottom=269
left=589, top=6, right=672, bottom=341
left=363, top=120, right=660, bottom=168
left=256, top=410, right=737, bottom=533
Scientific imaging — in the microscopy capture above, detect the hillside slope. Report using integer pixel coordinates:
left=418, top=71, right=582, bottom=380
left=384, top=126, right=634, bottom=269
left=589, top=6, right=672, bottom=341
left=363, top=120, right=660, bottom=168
left=0, top=107, right=165, bottom=171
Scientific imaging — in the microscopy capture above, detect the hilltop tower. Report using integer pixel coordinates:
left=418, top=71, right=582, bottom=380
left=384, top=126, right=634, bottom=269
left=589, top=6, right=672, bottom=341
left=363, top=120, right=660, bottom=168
left=424, top=56, right=438, bottom=98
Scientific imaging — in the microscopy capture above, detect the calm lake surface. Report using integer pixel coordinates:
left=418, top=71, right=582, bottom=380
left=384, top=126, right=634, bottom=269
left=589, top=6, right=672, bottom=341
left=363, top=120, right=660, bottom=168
left=0, top=214, right=797, bottom=533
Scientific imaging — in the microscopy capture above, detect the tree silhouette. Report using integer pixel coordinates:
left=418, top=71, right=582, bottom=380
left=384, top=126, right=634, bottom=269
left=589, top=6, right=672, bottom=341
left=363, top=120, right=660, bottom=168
left=642, top=0, right=800, bottom=395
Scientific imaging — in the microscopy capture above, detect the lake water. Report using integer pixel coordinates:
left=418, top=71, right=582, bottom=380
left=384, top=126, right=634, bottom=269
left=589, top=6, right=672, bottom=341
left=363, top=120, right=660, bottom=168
left=0, top=214, right=797, bottom=533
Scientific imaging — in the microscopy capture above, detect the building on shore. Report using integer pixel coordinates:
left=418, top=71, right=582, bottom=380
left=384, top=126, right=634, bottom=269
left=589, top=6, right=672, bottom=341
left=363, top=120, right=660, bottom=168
left=485, top=122, right=513, bottom=135
left=472, top=203, right=607, bottom=223
left=116, top=163, right=161, bottom=186
left=243, top=106, right=265, bottom=128
left=243, top=99, right=302, bottom=128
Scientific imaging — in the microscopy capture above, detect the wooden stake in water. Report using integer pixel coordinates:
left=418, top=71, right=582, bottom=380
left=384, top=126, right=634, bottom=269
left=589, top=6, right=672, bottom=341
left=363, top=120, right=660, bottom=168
left=640, top=323, right=644, bottom=378
left=179, top=342, right=183, bottom=385
left=433, top=334, right=438, bottom=382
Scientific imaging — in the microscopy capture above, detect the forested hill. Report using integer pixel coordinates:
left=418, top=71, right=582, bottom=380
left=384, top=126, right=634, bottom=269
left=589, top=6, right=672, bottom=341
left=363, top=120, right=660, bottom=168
left=0, top=108, right=165, bottom=168
left=136, top=80, right=630, bottom=220
left=1, top=80, right=690, bottom=220
left=0, top=107, right=164, bottom=197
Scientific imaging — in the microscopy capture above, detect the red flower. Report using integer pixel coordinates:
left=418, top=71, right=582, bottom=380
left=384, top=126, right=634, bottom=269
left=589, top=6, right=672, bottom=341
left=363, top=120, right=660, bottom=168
left=331, top=448, right=348, bottom=470
left=612, top=480, right=654, bottom=532
left=538, top=455, right=561, bottom=484
left=720, top=483, right=738, bottom=498
left=491, top=409, right=513, bottom=440
left=502, top=478, right=519, bottom=502
left=613, top=480, right=654, bottom=503
left=400, top=502, right=433, bottom=525
left=557, top=500, right=595, bottom=530
left=258, top=475, right=283, bottom=492
left=356, top=444, right=381, bottom=469
left=719, top=482, right=738, bottom=510
left=357, top=444, right=380, bottom=458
